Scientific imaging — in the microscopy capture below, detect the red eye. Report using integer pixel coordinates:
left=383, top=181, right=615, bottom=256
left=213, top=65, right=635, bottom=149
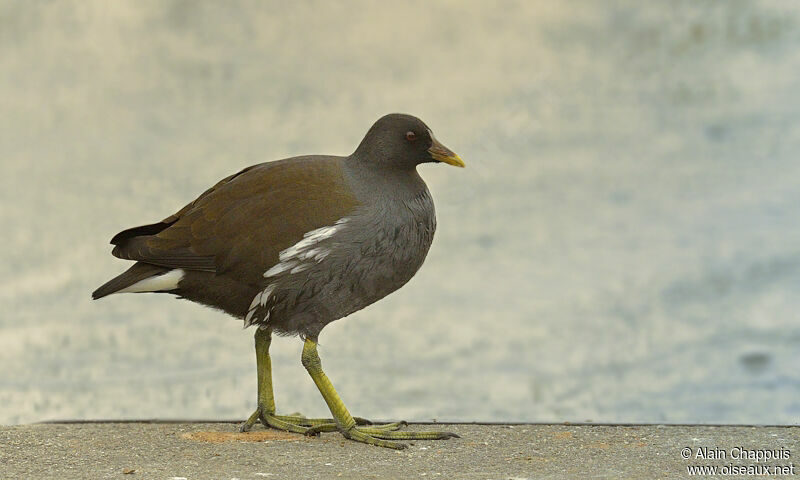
left=405, top=131, right=417, bottom=142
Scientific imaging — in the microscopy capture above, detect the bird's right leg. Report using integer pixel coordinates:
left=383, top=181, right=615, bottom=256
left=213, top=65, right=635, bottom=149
left=239, top=327, right=377, bottom=433
left=300, top=338, right=458, bottom=449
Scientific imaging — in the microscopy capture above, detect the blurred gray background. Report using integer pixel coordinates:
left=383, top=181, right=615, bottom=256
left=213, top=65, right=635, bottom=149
left=2, top=0, right=799, bottom=425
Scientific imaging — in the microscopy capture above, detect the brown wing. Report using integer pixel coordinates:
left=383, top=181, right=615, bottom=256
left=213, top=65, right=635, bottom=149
left=111, top=156, right=360, bottom=286
left=109, top=165, right=258, bottom=248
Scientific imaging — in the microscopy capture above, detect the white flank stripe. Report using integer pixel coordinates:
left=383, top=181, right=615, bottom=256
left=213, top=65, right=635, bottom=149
left=302, top=248, right=321, bottom=260
left=290, top=263, right=311, bottom=274
left=243, top=310, right=256, bottom=328
left=264, top=260, right=298, bottom=277
left=278, top=220, right=346, bottom=262
left=118, top=269, right=185, bottom=294
left=264, top=218, right=347, bottom=278
left=244, top=284, right=275, bottom=328
left=259, top=285, right=275, bottom=306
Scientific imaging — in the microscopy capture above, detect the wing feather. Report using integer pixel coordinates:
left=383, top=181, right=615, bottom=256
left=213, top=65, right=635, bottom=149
left=109, top=156, right=359, bottom=285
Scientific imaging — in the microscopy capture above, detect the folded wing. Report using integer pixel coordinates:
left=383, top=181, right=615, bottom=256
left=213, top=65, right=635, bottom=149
left=109, top=156, right=359, bottom=287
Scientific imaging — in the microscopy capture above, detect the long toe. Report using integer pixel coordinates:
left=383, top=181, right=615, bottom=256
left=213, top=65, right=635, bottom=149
left=239, top=409, right=262, bottom=433
left=240, top=406, right=323, bottom=435
left=273, top=414, right=335, bottom=427
left=300, top=418, right=407, bottom=437
left=342, top=428, right=409, bottom=450
left=358, top=427, right=459, bottom=441
left=354, top=422, right=408, bottom=434
left=271, top=414, right=373, bottom=427
left=336, top=425, right=459, bottom=449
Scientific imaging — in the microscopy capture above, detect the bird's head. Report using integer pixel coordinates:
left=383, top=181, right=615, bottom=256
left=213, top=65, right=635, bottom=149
left=354, top=113, right=464, bottom=170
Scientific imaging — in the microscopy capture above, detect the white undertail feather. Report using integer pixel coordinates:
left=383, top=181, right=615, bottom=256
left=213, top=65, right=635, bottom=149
left=117, top=269, right=185, bottom=294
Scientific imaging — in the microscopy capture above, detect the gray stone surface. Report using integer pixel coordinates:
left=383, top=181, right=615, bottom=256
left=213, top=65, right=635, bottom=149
left=1, top=422, right=797, bottom=479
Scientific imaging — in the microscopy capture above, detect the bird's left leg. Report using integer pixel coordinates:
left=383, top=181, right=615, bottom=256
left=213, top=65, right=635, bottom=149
left=239, top=327, right=375, bottom=433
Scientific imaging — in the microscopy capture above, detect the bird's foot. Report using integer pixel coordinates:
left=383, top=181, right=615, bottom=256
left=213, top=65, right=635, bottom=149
left=304, top=419, right=408, bottom=435
left=322, top=424, right=460, bottom=450
left=239, top=407, right=372, bottom=434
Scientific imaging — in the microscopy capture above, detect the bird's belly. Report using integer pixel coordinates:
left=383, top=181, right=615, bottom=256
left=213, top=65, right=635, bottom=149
left=269, top=214, right=435, bottom=337
left=348, top=234, right=433, bottom=309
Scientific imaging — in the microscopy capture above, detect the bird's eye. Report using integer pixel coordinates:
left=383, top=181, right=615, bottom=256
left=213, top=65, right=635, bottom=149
left=405, top=131, right=417, bottom=142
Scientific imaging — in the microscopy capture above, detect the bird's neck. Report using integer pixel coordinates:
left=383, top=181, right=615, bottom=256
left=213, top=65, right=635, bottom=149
left=343, top=157, right=429, bottom=204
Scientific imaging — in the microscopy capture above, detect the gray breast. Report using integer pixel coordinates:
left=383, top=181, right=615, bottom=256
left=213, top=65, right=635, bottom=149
left=245, top=188, right=436, bottom=338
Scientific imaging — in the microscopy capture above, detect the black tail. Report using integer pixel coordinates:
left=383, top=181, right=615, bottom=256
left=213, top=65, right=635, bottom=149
left=92, top=262, right=169, bottom=300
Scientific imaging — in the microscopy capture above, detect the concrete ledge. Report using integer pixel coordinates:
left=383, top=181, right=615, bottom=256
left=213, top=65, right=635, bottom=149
left=1, top=422, right=797, bottom=479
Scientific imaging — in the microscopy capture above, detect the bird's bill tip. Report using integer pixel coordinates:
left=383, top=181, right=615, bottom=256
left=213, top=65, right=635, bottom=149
left=428, top=137, right=465, bottom=168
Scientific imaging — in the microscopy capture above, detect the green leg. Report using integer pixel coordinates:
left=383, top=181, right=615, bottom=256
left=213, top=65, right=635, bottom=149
left=301, top=338, right=459, bottom=450
left=239, top=327, right=373, bottom=434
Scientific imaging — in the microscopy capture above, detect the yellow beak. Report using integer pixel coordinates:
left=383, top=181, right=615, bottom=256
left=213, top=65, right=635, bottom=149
left=428, top=135, right=465, bottom=168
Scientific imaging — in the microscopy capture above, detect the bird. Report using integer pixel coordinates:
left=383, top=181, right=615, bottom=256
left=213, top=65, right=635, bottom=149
left=92, top=113, right=464, bottom=449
